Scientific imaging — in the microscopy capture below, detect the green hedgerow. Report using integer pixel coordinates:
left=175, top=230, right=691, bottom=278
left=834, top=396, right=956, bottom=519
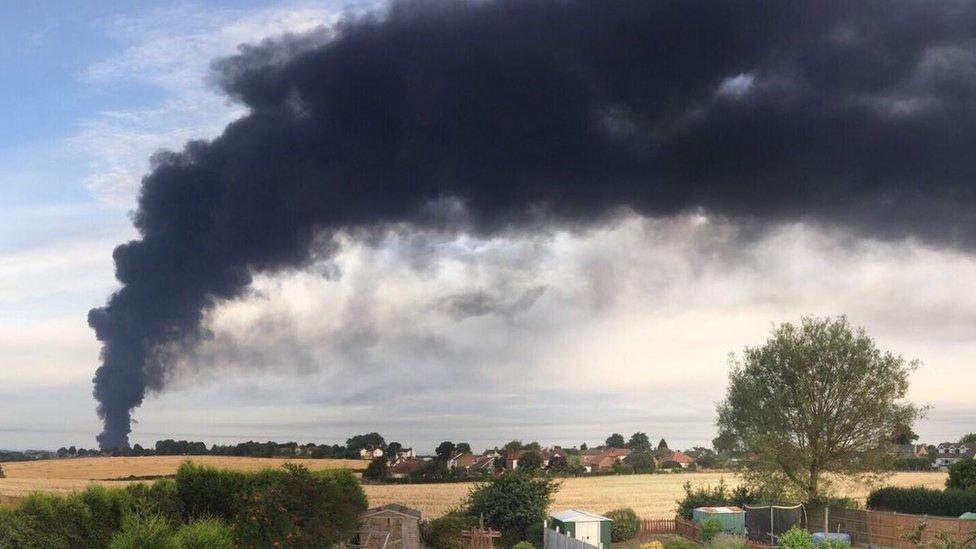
left=107, top=513, right=179, bottom=549
left=174, top=517, right=234, bottom=549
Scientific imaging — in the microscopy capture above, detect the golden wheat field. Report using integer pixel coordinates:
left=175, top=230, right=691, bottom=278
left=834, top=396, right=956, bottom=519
left=0, top=457, right=947, bottom=517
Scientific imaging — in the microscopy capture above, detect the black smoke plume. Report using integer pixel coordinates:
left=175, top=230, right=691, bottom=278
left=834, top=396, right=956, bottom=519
left=89, top=0, right=976, bottom=448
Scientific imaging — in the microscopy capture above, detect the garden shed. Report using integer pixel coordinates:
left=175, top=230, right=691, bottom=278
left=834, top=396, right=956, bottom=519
left=360, top=503, right=422, bottom=549
left=550, top=509, right=612, bottom=549
left=693, top=506, right=745, bottom=534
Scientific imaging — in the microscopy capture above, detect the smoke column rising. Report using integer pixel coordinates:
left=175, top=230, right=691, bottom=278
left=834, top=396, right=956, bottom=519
left=89, top=0, right=976, bottom=448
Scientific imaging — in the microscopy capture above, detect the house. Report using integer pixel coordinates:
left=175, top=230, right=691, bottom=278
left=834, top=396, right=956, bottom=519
left=549, top=509, right=613, bottom=549
left=397, top=448, right=416, bottom=459
left=360, top=504, right=422, bottom=549
left=661, top=449, right=693, bottom=468
left=359, top=447, right=384, bottom=459
left=506, top=449, right=551, bottom=469
left=447, top=451, right=476, bottom=470
left=387, top=459, right=425, bottom=478
left=581, top=447, right=632, bottom=472
left=467, top=454, right=497, bottom=475
left=933, top=442, right=976, bottom=467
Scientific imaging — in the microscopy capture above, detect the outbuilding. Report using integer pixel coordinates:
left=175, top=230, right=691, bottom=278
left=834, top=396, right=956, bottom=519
left=549, top=509, right=612, bottom=549
left=360, top=503, right=422, bottom=549
left=693, top=506, right=746, bottom=534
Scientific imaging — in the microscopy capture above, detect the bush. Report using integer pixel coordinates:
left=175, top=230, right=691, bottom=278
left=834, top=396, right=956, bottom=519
left=867, top=486, right=976, bottom=517
left=946, top=457, right=976, bottom=490
left=512, top=542, right=535, bottom=549
left=604, top=508, right=640, bottom=541
left=699, top=517, right=723, bottom=542
left=465, top=470, right=560, bottom=546
left=665, top=538, right=698, bottom=549
left=422, top=513, right=478, bottom=549
left=893, top=456, right=931, bottom=471
left=819, top=539, right=851, bottom=549
left=107, top=513, right=178, bottom=549
left=779, top=526, right=814, bottom=549
left=661, top=461, right=684, bottom=469
left=174, top=517, right=234, bottom=549
left=706, top=533, right=749, bottom=549
left=641, top=542, right=664, bottom=549
left=126, top=479, right=183, bottom=522
left=0, top=491, right=96, bottom=548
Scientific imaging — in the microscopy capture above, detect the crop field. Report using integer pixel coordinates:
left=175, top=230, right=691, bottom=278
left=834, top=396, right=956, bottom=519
left=363, top=471, right=949, bottom=518
left=0, top=455, right=364, bottom=501
left=0, top=458, right=947, bottom=518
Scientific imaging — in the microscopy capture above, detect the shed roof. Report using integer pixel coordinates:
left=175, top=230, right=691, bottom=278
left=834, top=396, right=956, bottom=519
left=696, top=506, right=744, bottom=513
left=364, top=503, right=422, bottom=519
left=551, top=509, right=612, bottom=523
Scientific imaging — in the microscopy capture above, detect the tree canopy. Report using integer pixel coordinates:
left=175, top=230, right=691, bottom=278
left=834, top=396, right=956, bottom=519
left=657, top=439, right=669, bottom=451
left=716, top=316, right=922, bottom=501
left=606, top=433, right=625, bottom=448
left=627, top=432, right=651, bottom=453
left=435, top=441, right=457, bottom=460
left=960, top=433, right=976, bottom=444
left=346, top=433, right=385, bottom=451
left=465, top=470, right=560, bottom=545
left=517, top=450, right=545, bottom=471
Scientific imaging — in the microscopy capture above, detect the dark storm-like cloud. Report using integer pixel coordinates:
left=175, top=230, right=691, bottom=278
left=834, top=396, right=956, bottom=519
left=89, top=0, right=976, bottom=448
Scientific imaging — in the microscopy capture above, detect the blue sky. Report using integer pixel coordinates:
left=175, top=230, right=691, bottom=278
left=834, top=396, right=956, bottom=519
left=2, top=1, right=974, bottom=452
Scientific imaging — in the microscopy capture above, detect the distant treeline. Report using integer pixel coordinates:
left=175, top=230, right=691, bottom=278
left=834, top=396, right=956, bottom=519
left=51, top=440, right=359, bottom=459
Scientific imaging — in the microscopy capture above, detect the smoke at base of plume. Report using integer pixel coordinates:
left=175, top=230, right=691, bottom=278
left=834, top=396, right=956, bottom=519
left=90, top=0, right=976, bottom=448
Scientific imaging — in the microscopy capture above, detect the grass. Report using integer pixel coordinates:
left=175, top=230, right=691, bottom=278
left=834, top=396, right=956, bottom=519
left=0, top=458, right=948, bottom=519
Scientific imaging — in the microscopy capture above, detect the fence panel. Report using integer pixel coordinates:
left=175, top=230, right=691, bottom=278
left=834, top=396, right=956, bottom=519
left=809, top=507, right=976, bottom=549
left=640, top=518, right=676, bottom=534
left=544, top=528, right=598, bottom=549
left=675, top=517, right=700, bottom=541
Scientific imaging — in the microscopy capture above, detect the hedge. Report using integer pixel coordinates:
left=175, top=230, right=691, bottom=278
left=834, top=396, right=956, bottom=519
left=604, top=508, right=640, bottom=541
left=867, top=486, right=976, bottom=517
left=0, top=462, right=367, bottom=549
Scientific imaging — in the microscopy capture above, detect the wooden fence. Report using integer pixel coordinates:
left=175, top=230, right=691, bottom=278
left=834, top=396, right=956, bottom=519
left=638, top=517, right=700, bottom=540
left=806, top=507, right=976, bottom=549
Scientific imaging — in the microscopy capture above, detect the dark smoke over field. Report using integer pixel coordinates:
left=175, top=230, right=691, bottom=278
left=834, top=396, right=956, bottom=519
left=89, top=0, right=976, bottom=448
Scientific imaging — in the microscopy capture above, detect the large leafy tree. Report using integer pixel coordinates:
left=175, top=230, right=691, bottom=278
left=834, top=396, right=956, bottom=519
left=606, top=433, right=625, bottom=448
left=717, top=316, right=922, bottom=501
left=960, top=433, right=976, bottom=444
left=346, top=432, right=385, bottom=452
left=627, top=432, right=652, bottom=453
left=465, top=470, right=560, bottom=545
left=435, top=441, right=457, bottom=460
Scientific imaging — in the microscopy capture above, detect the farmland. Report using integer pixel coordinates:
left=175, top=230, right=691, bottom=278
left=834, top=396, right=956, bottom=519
left=0, top=456, right=947, bottom=517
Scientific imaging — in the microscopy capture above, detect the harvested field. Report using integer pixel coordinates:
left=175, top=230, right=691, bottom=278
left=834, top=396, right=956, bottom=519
left=0, top=458, right=947, bottom=519
left=363, top=471, right=949, bottom=518
left=0, top=455, right=364, bottom=500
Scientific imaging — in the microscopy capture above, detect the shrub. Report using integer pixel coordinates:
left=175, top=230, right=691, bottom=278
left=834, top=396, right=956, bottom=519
left=676, top=480, right=760, bottom=519
left=107, top=513, right=178, bottom=549
left=819, top=539, right=851, bottom=549
left=76, top=484, right=133, bottom=546
left=0, top=491, right=95, bottom=548
left=946, top=457, right=976, bottom=490
left=126, top=479, right=183, bottom=522
left=699, top=517, right=723, bottom=542
left=641, top=542, right=664, bottom=549
left=779, top=526, right=814, bottom=549
left=174, top=461, right=247, bottom=520
left=422, top=513, right=478, bottom=549
left=665, top=537, right=699, bottom=549
left=512, top=542, right=535, bottom=549
left=661, top=461, right=683, bottom=469
left=174, top=517, right=234, bottom=549
left=465, top=470, right=560, bottom=546
left=706, top=533, right=749, bottom=549
left=893, top=457, right=932, bottom=471
left=604, top=508, right=640, bottom=541
left=867, top=486, right=976, bottom=517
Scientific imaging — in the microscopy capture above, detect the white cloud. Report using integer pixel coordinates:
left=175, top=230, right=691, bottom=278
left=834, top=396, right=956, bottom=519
left=71, top=1, right=361, bottom=205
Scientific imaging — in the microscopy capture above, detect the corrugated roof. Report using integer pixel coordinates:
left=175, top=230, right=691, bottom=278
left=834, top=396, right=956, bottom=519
left=551, top=509, right=612, bottom=522
left=364, top=503, right=422, bottom=519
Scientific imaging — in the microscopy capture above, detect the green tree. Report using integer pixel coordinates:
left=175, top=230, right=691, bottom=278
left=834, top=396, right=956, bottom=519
left=891, top=422, right=920, bottom=445
left=385, top=441, right=402, bottom=458
left=579, top=443, right=588, bottom=451
left=465, top=470, right=560, bottom=545
left=628, top=452, right=656, bottom=473
left=627, top=432, right=651, bottom=453
left=712, top=432, right=738, bottom=454
left=517, top=450, right=545, bottom=471
left=717, top=316, right=922, bottom=501
left=456, top=442, right=472, bottom=454
left=606, top=433, right=625, bottom=448
left=435, top=441, right=456, bottom=460
left=946, top=457, right=976, bottom=490
left=346, top=433, right=385, bottom=452
left=503, top=440, right=524, bottom=453
left=657, top=438, right=669, bottom=451
left=363, top=456, right=388, bottom=480
left=960, top=433, right=976, bottom=444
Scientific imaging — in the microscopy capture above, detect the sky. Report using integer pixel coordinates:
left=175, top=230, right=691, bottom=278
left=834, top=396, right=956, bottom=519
left=1, top=0, right=975, bottom=452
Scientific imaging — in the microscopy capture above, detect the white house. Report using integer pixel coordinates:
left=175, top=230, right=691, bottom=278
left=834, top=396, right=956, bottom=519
left=933, top=442, right=976, bottom=467
left=359, top=447, right=384, bottom=459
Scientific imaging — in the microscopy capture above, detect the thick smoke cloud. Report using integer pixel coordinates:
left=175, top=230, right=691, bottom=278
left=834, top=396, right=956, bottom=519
left=89, top=0, right=976, bottom=448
